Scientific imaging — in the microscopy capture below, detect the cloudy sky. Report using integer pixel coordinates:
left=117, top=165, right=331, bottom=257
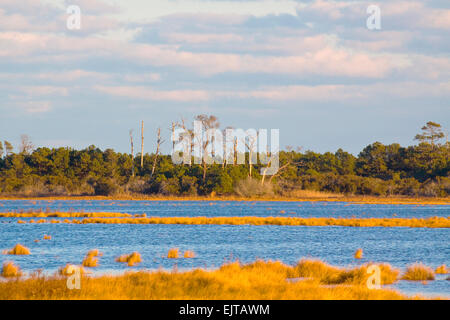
left=1, top=0, right=449, bottom=154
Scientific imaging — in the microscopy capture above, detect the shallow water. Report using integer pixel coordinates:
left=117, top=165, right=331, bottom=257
left=0, top=200, right=448, bottom=298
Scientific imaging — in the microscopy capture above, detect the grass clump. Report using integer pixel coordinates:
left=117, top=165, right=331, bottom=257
left=183, top=250, right=195, bottom=258
left=401, top=264, right=435, bottom=281
left=82, top=250, right=101, bottom=268
left=292, top=259, right=399, bottom=285
left=115, top=252, right=142, bottom=267
left=167, top=248, right=179, bottom=259
left=59, top=264, right=85, bottom=276
left=435, top=265, right=447, bottom=274
left=354, top=249, right=363, bottom=259
left=4, top=244, right=30, bottom=255
left=1, top=262, right=22, bottom=278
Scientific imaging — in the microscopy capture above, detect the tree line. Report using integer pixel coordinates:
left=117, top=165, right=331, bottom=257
left=0, top=120, right=448, bottom=197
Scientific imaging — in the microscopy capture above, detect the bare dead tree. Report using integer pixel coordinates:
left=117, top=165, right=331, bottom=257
left=195, top=115, right=220, bottom=181
left=222, top=127, right=232, bottom=169
left=129, top=130, right=135, bottom=177
left=179, top=118, right=195, bottom=166
left=171, top=121, right=176, bottom=152
left=19, top=134, right=34, bottom=155
left=140, top=121, right=145, bottom=169
left=243, top=132, right=257, bottom=177
left=151, top=127, right=165, bottom=177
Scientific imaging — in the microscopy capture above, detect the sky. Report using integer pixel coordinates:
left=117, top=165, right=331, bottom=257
left=0, top=0, right=449, bottom=155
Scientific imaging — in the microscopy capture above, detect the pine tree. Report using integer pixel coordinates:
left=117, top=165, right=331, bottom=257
left=414, top=121, right=445, bottom=146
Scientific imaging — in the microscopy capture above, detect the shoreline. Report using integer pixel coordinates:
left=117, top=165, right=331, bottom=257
left=0, top=195, right=449, bottom=205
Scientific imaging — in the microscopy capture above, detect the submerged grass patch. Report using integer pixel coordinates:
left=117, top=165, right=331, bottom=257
left=21, top=216, right=450, bottom=228
left=0, top=259, right=413, bottom=300
left=401, top=264, right=435, bottom=281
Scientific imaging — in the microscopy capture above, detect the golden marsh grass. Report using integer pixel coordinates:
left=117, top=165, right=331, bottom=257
left=58, top=264, right=86, bottom=276
left=0, top=212, right=132, bottom=218
left=82, top=250, right=101, bottom=268
left=183, top=250, right=196, bottom=258
left=401, top=264, right=435, bottom=281
left=3, top=244, right=30, bottom=255
left=1, top=262, right=22, bottom=278
left=18, top=216, right=449, bottom=228
left=1, top=194, right=448, bottom=205
left=167, top=248, right=179, bottom=259
left=435, top=265, right=447, bottom=274
left=115, top=252, right=142, bottom=267
left=354, top=249, right=363, bottom=259
left=0, top=259, right=414, bottom=300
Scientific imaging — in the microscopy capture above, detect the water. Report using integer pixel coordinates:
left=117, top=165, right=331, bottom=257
left=0, top=200, right=448, bottom=218
left=0, top=200, right=448, bottom=298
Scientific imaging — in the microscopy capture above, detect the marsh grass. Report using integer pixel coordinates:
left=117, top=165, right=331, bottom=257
left=58, top=264, right=85, bottom=276
left=0, top=259, right=409, bottom=300
left=82, top=250, right=101, bottom=268
left=21, top=216, right=450, bottom=228
left=116, top=252, right=142, bottom=267
left=4, top=244, right=30, bottom=255
left=167, top=248, right=179, bottom=259
left=435, top=265, right=447, bottom=274
left=292, top=259, right=399, bottom=285
left=0, top=212, right=132, bottom=218
left=401, top=264, right=435, bottom=281
left=354, top=249, right=363, bottom=259
left=1, top=262, right=22, bottom=278
left=183, top=250, right=195, bottom=258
